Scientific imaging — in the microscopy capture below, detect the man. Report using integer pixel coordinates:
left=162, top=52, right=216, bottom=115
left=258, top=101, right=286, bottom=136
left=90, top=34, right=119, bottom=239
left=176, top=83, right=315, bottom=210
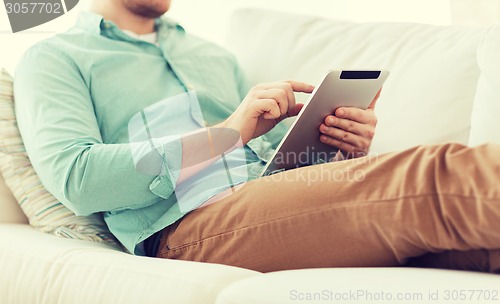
left=14, top=0, right=500, bottom=273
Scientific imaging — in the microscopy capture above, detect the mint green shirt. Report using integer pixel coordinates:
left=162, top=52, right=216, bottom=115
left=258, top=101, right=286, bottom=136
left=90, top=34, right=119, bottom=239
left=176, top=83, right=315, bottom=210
left=14, top=12, right=287, bottom=255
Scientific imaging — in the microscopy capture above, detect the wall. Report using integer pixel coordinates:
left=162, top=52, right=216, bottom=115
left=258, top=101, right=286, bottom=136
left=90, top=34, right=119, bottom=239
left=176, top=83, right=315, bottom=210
left=0, top=0, right=496, bottom=74
left=167, top=0, right=451, bottom=45
left=0, top=0, right=91, bottom=74
left=451, top=0, right=500, bottom=27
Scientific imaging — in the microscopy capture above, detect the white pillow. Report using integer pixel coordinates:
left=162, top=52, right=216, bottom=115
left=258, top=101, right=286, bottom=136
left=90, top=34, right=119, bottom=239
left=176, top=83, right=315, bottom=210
left=469, top=25, right=500, bottom=146
left=227, top=9, right=485, bottom=154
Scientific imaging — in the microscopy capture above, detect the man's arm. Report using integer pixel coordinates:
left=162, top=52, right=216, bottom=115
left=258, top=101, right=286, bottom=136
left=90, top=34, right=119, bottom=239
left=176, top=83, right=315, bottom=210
left=14, top=44, right=177, bottom=216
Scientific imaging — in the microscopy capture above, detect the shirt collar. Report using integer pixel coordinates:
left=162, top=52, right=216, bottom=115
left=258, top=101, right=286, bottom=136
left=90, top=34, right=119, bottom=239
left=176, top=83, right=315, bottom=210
left=75, top=11, right=185, bottom=37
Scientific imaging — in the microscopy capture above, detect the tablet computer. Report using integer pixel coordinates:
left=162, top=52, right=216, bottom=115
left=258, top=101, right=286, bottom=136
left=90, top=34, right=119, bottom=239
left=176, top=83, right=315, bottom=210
left=261, top=70, right=390, bottom=176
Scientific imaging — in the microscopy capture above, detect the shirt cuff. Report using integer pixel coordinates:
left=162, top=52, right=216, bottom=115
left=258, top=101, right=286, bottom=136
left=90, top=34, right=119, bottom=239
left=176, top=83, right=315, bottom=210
left=149, top=135, right=183, bottom=199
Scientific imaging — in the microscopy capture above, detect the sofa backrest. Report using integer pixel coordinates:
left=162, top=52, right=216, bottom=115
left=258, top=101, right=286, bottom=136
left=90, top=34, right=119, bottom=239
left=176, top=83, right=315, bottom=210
left=226, top=9, right=486, bottom=154
left=469, top=25, right=500, bottom=146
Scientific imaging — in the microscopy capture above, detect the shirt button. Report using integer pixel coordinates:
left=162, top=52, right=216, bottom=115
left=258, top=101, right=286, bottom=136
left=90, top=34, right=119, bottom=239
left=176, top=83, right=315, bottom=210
left=187, top=84, right=195, bottom=90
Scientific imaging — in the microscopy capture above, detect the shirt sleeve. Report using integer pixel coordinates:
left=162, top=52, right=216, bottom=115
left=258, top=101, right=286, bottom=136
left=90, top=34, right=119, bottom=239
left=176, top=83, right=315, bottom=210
left=14, top=43, right=180, bottom=216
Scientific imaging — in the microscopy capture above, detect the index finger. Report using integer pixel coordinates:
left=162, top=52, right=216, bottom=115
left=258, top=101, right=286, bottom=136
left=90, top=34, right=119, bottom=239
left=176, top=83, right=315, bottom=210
left=284, top=80, right=315, bottom=93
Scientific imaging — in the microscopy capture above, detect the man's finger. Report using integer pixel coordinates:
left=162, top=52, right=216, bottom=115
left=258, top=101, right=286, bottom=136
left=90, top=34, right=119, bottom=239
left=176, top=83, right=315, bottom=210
left=319, top=134, right=367, bottom=155
left=256, top=82, right=296, bottom=114
left=278, top=82, right=296, bottom=114
left=284, top=80, right=315, bottom=93
left=320, top=124, right=370, bottom=151
left=256, top=89, right=289, bottom=116
left=335, top=107, right=377, bottom=125
left=260, top=99, right=282, bottom=119
left=324, top=115, right=375, bottom=139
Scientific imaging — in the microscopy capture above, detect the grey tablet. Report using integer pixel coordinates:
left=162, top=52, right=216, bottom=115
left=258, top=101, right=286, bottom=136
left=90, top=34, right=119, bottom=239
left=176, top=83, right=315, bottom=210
left=261, top=70, right=390, bottom=176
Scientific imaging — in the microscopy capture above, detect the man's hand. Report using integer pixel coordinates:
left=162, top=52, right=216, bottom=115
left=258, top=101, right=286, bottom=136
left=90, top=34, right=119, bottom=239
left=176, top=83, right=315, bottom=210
left=223, top=81, right=315, bottom=145
left=319, top=89, right=381, bottom=159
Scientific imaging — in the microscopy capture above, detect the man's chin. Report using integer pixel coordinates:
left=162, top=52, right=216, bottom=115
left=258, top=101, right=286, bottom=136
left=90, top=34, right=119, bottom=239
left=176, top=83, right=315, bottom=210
left=131, top=7, right=169, bottom=18
left=124, top=0, right=171, bottom=19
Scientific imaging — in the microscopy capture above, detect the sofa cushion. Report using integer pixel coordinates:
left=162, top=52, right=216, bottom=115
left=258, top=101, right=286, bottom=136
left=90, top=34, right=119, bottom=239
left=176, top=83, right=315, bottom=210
left=227, top=9, right=485, bottom=154
left=0, top=68, right=119, bottom=246
left=0, top=171, right=27, bottom=224
left=216, top=268, right=500, bottom=304
left=0, top=224, right=260, bottom=304
left=0, top=70, right=29, bottom=225
left=469, top=25, right=500, bottom=146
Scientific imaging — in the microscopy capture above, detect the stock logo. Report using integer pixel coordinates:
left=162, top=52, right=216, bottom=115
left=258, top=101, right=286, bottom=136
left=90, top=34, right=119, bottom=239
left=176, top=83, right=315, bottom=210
left=3, top=0, right=79, bottom=33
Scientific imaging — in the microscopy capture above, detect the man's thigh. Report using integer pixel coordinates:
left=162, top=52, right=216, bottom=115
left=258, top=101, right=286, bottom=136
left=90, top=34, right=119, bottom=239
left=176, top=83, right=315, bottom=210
left=157, top=143, right=500, bottom=272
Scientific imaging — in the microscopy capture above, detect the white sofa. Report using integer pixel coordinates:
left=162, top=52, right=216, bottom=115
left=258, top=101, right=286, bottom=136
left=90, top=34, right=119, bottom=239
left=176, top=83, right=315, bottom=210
left=2, top=8, right=500, bottom=304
